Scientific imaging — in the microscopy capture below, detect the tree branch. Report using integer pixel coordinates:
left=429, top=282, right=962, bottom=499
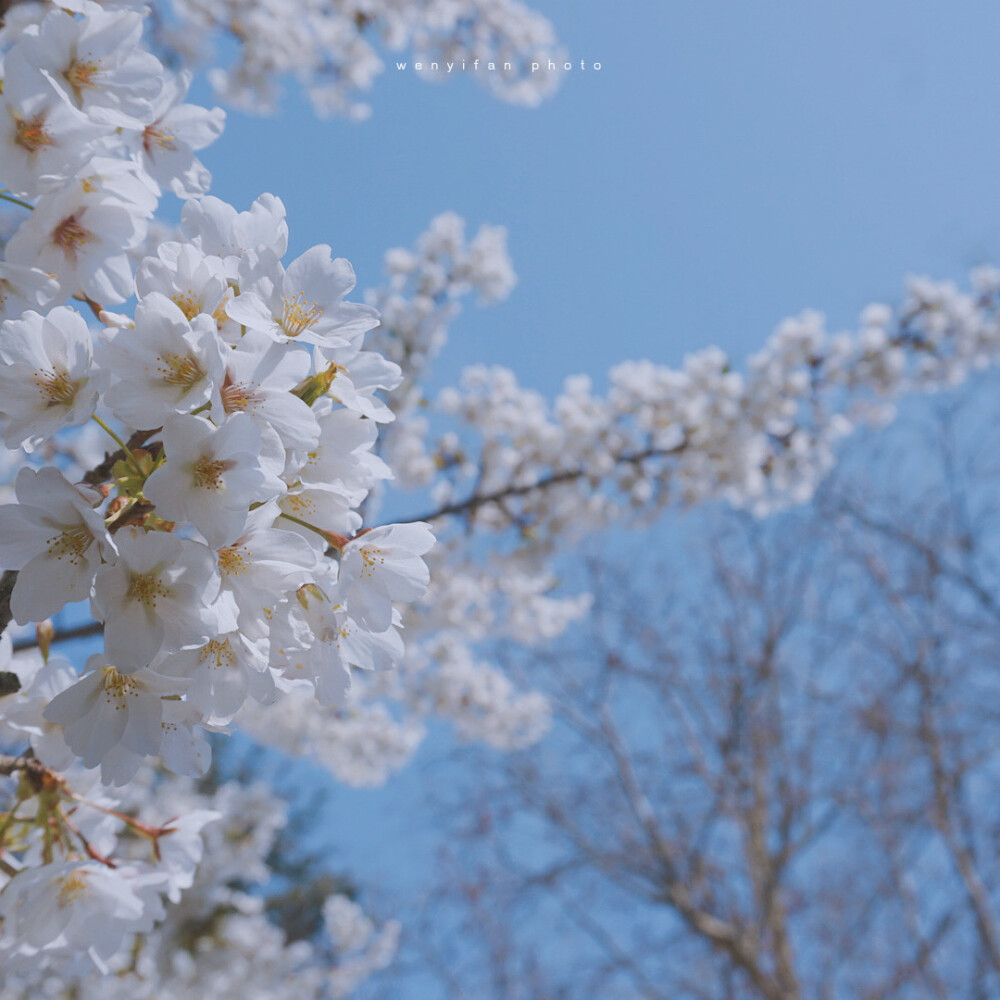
left=12, top=620, right=105, bottom=653
left=0, top=569, right=16, bottom=637
left=400, top=442, right=686, bottom=526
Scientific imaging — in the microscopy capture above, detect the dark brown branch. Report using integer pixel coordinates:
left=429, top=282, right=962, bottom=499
left=0, top=752, right=23, bottom=776
left=0, top=751, right=45, bottom=778
left=12, top=620, right=104, bottom=653
left=399, top=442, right=686, bottom=526
left=82, top=428, right=159, bottom=486
left=0, top=569, right=16, bottom=638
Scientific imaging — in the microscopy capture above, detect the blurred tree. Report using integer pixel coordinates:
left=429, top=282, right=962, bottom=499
left=383, top=372, right=1000, bottom=1000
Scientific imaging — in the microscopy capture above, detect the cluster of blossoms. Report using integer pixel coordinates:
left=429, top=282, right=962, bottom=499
left=401, top=268, right=1000, bottom=541
left=228, top=214, right=561, bottom=788
left=0, top=0, right=433, bottom=980
left=0, top=757, right=399, bottom=997
left=0, top=194, right=435, bottom=783
left=149, top=0, right=565, bottom=118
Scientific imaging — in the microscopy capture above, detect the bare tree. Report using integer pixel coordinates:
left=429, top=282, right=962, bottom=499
left=380, top=373, right=1000, bottom=1000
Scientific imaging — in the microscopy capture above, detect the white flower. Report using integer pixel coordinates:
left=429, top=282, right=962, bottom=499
left=0, top=860, right=167, bottom=968
left=43, top=654, right=179, bottom=778
left=0, top=86, right=103, bottom=198
left=274, top=587, right=404, bottom=705
left=143, top=413, right=285, bottom=546
left=296, top=407, right=390, bottom=504
left=5, top=182, right=146, bottom=304
left=278, top=483, right=361, bottom=539
left=98, top=292, right=226, bottom=428
left=97, top=698, right=215, bottom=784
left=215, top=504, right=320, bottom=638
left=338, top=522, right=434, bottom=631
left=11, top=8, right=164, bottom=127
left=73, top=155, right=159, bottom=215
left=0, top=466, right=114, bottom=622
left=91, top=528, right=224, bottom=670
left=313, top=349, right=403, bottom=422
left=226, top=243, right=379, bottom=348
left=0, top=654, right=76, bottom=769
left=153, top=809, right=221, bottom=902
left=158, top=699, right=214, bottom=777
left=158, top=631, right=273, bottom=723
left=0, top=306, right=106, bottom=450
left=181, top=192, right=288, bottom=278
left=134, top=70, right=225, bottom=197
left=0, top=260, right=60, bottom=322
left=215, top=330, right=319, bottom=451
left=135, top=241, right=233, bottom=330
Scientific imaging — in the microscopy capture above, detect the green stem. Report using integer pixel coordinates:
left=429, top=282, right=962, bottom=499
left=0, top=797, right=25, bottom=844
left=91, top=416, right=143, bottom=479
left=279, top=511, right=333, bottom=542
left=0, top=190, right=34, bottom=211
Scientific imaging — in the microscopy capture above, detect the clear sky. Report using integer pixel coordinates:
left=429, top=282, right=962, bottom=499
left=199, top=0, right=1000, bottom=403
left=185, top=0, right=1000, bottom=973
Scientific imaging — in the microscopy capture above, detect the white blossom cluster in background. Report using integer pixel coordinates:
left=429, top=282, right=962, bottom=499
left=408, top=269, right=1000, bottom=536
left=0, top=0, right=567, bottom=122
left=0, top=759, right=399, bottom=998
left=149, top=0, right=566, bottom=119
left=0, top=0, right=432, bottom=986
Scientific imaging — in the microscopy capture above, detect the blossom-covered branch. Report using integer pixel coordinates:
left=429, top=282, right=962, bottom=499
left=0, top=2, right=433, bottom=982
left=145, top=0, right=566, bottom=118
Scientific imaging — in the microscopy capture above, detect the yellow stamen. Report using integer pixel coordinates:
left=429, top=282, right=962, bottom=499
left=126, top=572, right=169, bottom=609
left=192, top=456, right=229, bottom=489
left=56, top=870, right=90, bottom=908
left=360, top=546, right=385, bottom=579
left=281, top=293, right=323, bottom=338
left=198, top=638, right=237, bottom=669
left=155, top=352, right=203, bottom=389
left=45, top=525, right=91, bottom=566
left=33, top=367, right=79, bottom=407
left=171, top=291, right=201, bottom=320
left=218, top=544, right=251, bottom=576
left=14, top=112, right=54, bottom=154
left=142, top=124, right=177, bottom=154
left=284, top=493, right=314, bottom=517
left=64, top=59, right=101, bottom=100
left=51, top=215, right=94, bottom=261
left=221, top=378, right=262, bottom=414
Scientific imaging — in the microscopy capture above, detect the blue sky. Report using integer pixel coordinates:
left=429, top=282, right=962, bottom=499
left=184, top=0, right=1000, bottom=975
left=200, top=0, right=1000, bottom=403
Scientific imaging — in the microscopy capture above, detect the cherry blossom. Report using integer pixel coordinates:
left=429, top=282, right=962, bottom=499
left=143, top=413, right=284, bottom=546
left=0, top=307, right=106, bottom=451
left=338, top=522, right=434, bottom=632
left=0, top=467, right=114, bottom=623
left=43, top=654, right=180, bottom=779
left=226, top=244, right=380, bottom=349
left=91, top=529, right=226, bottom=671
left=11, top=8, right=164, bottom=127
left=97, top=293, right=226, bottom=426
left=5, top=181, right=147, bottom=304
